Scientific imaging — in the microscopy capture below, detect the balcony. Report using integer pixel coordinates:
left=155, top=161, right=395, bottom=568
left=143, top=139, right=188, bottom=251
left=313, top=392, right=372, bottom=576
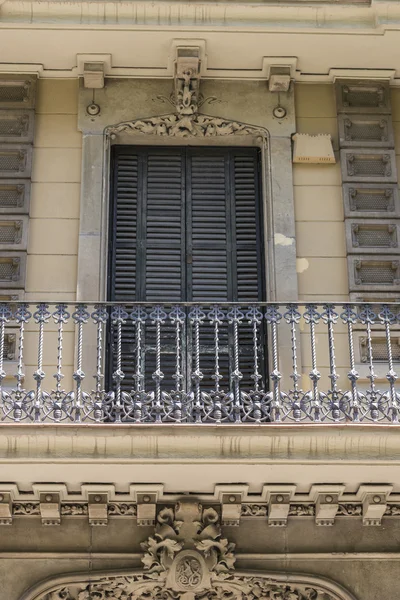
left=0, top=301, right=398, bottom=425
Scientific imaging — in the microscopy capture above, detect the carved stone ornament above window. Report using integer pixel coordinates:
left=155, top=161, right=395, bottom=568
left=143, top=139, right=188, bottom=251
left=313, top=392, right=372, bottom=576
left=107, top=113, right=268, bottom=140
left=107, top=50, right=267, bottom=141
left=23, top=501, right=357, bottom=600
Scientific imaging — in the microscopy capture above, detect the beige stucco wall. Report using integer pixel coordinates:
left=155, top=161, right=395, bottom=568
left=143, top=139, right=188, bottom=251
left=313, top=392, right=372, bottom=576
left=294, top=84, right=350, bottom=389
left=23, top=80, right=81, bottom=387
left=392, top=88, right=400, bottom=205
left=294, top=84, right=347, bottom=302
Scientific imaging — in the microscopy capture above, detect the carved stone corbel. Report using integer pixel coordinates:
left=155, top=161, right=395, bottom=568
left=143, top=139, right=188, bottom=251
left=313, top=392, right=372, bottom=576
left=137, top=492, right=157, bottom=526
left=39, top=492, right=61, bottom=526
left=220, top=493, right=242, bottom=527
left=362, top=493, right=387, bottom=526
left=88, top=493, right=108, bottom=526
left=268, top=493, right=291, bottom=527
left=174, top=47, right=201, bottom=116
left=0, top=492, right=12, bottom=525
left=315, top=493, right=339, bottom=526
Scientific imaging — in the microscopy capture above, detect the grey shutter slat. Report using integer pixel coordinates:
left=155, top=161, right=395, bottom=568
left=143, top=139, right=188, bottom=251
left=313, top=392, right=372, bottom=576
left=144, top=150, right=185, bottom=302
left=232, top=150, right=264, bottom=389
left=233, top=152, right=262, bottom=301
left=111, top=150, right=139, bottom=301
left=189, top=152, right=230, bottom=302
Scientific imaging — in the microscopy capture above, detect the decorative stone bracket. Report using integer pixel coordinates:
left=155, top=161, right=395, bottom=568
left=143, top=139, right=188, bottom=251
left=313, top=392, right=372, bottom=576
left=2, top=484, right=399, bottom=527
left=175, top=46, right=201, bottom=117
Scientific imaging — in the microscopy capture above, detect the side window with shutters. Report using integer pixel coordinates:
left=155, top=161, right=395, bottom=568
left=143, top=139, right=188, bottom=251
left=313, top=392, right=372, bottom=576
left=108, top=146, right=265, bottom=393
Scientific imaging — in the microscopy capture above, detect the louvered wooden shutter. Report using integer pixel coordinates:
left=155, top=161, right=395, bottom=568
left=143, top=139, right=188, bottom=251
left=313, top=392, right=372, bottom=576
left=188, top=149, right=262, bottom=302
left=110, top=149, right=139, bottom=301
left=109, top=146, right=264, bottom=392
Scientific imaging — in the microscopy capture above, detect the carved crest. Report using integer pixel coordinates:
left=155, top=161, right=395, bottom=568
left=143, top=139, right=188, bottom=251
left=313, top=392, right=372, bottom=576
left=140, top=501, right=235, bottom=578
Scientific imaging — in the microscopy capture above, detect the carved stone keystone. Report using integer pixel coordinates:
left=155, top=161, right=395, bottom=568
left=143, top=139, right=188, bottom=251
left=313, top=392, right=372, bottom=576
left=23, top=500, right=354, bottom=600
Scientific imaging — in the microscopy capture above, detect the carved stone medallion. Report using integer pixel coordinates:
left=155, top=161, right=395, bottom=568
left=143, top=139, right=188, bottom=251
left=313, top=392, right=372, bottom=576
left=167, top=550, right=210, bottom=594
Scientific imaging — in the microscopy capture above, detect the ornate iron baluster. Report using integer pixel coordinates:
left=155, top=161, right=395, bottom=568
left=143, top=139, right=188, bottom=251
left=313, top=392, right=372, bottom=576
left=2, top=304, right=34, bottom=422
left=110, top=304, right=128, bottom=423
left=149, top=305, right=167, bottom=424
left=0, top=304, right=12, bottom=405
left=341, top=304, right=361, bottom=422
left=282, top=304, right=309, bottom=421
left=265, top=304, right=282, bottom=422
left=359, top=304, right=380, bottom=422
left=201, top=305, right=232, bottom=423
left=189, top=306, right=205, bottom=424
left=162, top=305, right=188, bottom=422
left=241, top=305, right=268, bottom=423
left=131, top=306, right=147, bottom=397
left=128, top=306, right=152, bottom=423
left=227, top=306, right=244, bottom=423
left=303, top=304, right=322, bottom=422
left=72, top=304, right=90, bottom=423
left=87, top=304, right=109, bottom=422
left=42, top=303, right=73, bottom=422
left=33, top=303, right=51, bottom=422
left=379, top=304, right=398, bottom=423
left=321, top=304, right=344, bottom=422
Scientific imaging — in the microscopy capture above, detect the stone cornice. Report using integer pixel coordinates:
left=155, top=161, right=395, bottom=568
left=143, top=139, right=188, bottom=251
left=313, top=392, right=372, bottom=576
left=1, top=423, right=400, bottom=461
left=0, top=0, right=384, bottom=30
left=1, top=426, right=400, bottom=500
left=1, top=1, right=400, bottom=83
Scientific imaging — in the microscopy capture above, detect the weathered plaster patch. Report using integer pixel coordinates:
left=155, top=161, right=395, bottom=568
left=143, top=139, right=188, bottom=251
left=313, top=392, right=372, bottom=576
left=274, top=233, right=294, bottom=247
left=296, top=258, right=309, bottom=273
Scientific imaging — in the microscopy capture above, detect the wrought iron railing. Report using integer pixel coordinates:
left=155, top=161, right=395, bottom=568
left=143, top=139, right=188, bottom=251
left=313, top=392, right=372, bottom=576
left=0, top=302, right=399, bottom=424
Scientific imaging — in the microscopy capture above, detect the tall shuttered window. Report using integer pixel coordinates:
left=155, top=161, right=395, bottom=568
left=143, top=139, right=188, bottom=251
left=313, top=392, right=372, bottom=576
left=108, top=146, right=265, bottom=392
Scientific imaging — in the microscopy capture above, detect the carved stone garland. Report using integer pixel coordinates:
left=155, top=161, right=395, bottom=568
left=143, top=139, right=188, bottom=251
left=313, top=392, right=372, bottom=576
left=29, top=501, right=355, bottom=600
left=108, top=114, right=267, bottom=139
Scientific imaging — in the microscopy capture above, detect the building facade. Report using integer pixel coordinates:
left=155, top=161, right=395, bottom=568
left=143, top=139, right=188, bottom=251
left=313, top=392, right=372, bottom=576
left=0, top=1, right=400, bottom=599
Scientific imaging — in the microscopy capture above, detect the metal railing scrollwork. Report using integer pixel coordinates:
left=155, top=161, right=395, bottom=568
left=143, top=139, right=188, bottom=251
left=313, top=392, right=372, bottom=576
left=0, top=302, right=398, bottom=424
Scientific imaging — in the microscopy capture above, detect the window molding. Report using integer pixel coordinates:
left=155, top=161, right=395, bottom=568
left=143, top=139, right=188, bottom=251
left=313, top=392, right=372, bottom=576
left=77, top=94, right=297, bottom=303
left=77, top=79, right=298, bottom=380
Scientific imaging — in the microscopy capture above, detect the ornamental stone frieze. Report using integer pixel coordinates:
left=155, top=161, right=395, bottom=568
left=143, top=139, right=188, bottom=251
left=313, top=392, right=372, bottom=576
left=108, top=114, right=268, bottom=140
left=20, top=500, right=357, bottom=600
left=1, top=484, right=399, bottom=527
